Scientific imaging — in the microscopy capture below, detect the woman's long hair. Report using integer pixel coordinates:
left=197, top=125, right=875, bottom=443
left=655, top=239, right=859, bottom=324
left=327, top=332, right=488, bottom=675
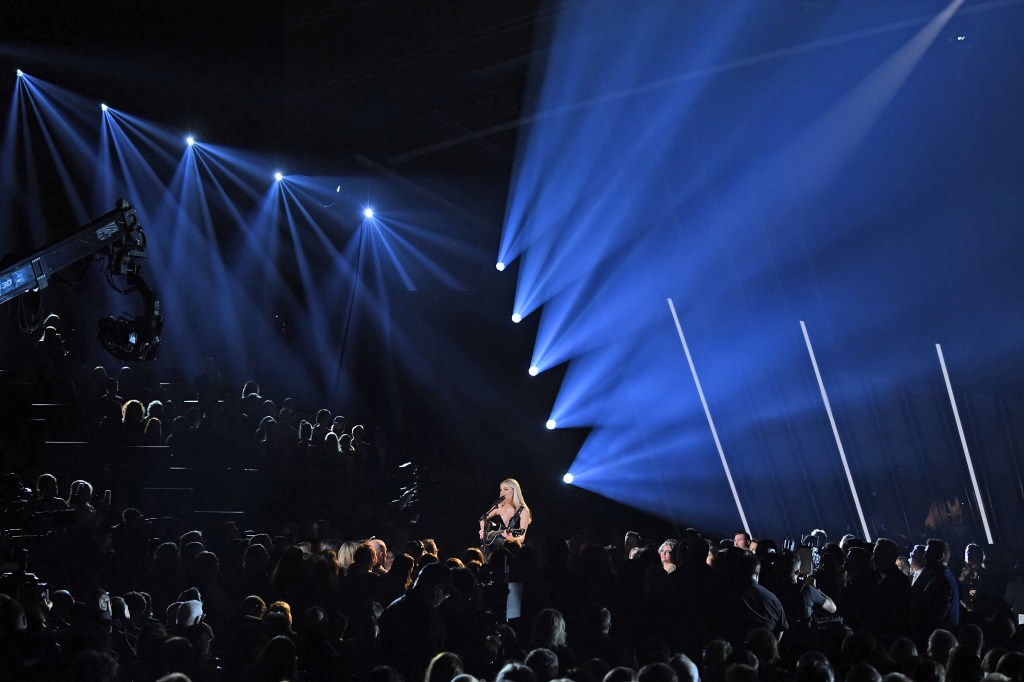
left=337, top=541, right=360, bottom=572
left=502, top=478, right=529, bottom=513
left=529, top=608, right=567, bottom=649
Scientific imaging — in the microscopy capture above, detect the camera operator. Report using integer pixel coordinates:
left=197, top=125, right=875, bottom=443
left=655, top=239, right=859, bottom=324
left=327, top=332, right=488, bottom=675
left=0, top=549, right=62, bottom=679
left=0, top=474, right=32, bottom=529
left=772, top=551, right=837, bottom=632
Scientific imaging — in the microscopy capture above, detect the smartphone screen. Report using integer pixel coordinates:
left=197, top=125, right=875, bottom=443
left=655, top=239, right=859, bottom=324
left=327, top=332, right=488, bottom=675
left=795, top=546, right=814, bottom=575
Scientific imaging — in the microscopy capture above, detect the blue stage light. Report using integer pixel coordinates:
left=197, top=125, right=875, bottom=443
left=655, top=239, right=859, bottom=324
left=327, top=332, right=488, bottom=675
left=511, top=313, right=522, bottom=324
left=546, top=419, right=557, bottom=430
left=274, top=172, right=283, bottom=182
left=363, top=207, right=374, bottom=218
left=529, top=365, right=539, bottom=376
left=186, top=136, right=195, bottom=146
left=16, top=69, right=23, bottom=77
left=562, top=473, right=574, bottom=484
left=496, top=262, right=506, bottom=272
left=100, top=103, right=108, bottom=111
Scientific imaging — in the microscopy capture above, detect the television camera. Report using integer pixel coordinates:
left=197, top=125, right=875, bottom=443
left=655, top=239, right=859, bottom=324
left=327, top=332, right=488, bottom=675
left=0, top=199, right=163, bottom=361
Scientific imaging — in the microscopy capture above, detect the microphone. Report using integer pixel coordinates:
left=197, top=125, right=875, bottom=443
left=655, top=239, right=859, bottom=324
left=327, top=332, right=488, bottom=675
left=480, top=496, right=504, bottom=522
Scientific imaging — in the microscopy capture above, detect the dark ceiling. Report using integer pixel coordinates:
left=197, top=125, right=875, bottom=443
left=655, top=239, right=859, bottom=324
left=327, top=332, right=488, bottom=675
left=2, top=1, right=553, bottom=179
left=280, top=2, right=548, bottom=177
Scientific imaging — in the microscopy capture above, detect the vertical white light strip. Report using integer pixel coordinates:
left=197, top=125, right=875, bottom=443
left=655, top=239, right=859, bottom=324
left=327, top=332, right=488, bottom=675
left=936, top=344, right=994, bottom=544
left=667, top=298, right=750, bottom=535
left=800, top=321, right=872, bottom=541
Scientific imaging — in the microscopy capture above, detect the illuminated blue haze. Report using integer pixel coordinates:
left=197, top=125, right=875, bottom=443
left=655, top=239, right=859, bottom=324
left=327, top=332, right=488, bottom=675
left=502, top=0, right=1024, bottom=539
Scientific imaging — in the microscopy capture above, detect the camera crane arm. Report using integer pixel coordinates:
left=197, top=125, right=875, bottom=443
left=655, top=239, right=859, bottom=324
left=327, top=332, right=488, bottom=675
left=0, top=199, right=163, bottom=361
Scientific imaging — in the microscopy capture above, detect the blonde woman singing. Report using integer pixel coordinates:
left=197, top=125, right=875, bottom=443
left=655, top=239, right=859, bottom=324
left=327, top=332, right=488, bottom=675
left=478, top=478, right=532, bottom=554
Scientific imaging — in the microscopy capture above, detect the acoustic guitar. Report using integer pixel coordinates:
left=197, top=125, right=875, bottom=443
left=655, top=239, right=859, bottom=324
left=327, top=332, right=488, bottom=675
left=482, top=527, right=525, bottom=548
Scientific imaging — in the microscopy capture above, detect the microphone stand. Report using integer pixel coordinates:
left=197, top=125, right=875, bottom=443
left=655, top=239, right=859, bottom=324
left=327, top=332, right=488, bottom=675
left=479, top=497, right=502, bottom=521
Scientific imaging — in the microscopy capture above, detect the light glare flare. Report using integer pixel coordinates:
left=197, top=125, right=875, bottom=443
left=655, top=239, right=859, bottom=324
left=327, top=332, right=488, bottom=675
left=562, top=473, right=574, bottom=484
left=511, top=313, right=522, bottom=324
left=496, top=262, right=506, bottom=272
left=274, top=172, right=283, bottom=182
left=16, top=69, right=23, bottom=77
left=546, top=419, right=557, bottom=430
left=101, top=103, right=108, bottom=111
left=528, top=365, right=539, bottom=376
left=186, top=136, right=195, bottom=146
left=363, top=207, right=374, bottom=218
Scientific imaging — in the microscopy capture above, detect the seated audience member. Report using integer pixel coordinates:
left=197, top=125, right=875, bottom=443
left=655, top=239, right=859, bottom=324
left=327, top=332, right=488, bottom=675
left=982, top=648, right=1007, bottom=674
left=927, top=628, right=958, bottom=666
left=221, top=595, right=267, bottom=675
left=639, top=661, right=680, bottom=682
left=668, top=654, right=699, bottom=682
left=946, top=645, right=983, bottom=682
left=526, top=647, right=560, bottom=682
left=251, top=634, right=298, bottom=682
left=702, top=639, right=734, bottom=682
left=605, top=667, right=639, bottom=682
left=723, top=663, right=758, bottom=682
left=794, top=651, right=835, bottom=682
left=426, top=651, right=466, bottom=682
left=529, top=609, right=576, bottom=675
left=996, top=652, right=1024, bottom=680
left=658, top=540, right=678, bottom=574
left=575, top=605, right=635, bottom=669
left=123, top=399, right=147, bottom=444
left=379, top=562, right=452, bottom=679
left=496, top=661, right=538, bottom=682
left=30, top=473, right=68, bottom=513
left=911, top=659, right=945, bottom=682
left=960, top=543, right=987, bottom=613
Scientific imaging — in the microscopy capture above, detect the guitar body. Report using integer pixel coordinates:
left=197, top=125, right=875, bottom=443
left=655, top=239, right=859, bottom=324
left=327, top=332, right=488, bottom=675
left=483, top=527, right=525, bottom=548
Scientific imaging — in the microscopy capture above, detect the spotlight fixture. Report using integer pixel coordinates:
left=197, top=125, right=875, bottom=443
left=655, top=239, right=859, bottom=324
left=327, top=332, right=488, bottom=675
left=528, top=366, right=539, bottom=376
left=186, top=136, right=195, bottom=146
left=546, top=419, right=557, bottom=430
left=16, top=69, right=23, bottom=77
left=274, top=172, right=283, bottom=182
left=101, top=103, right=108, bottom=111
left=495, top=262, right=505, bottom=272
left=363, top=207, right=374, bottom=218
left=511, top=313, right=522, bottom=324
left=562, top=473, right=574, bottom=484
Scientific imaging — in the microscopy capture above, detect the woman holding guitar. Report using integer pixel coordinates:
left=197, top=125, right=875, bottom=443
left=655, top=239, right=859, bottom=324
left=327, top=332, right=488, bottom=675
left=478, top=478, right=532, bottom=554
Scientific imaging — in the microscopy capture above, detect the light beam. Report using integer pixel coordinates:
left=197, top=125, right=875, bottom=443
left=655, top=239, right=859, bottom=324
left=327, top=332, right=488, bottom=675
left=936, top=343, right=994, bottom=544
left=800, top=320, right=871, bottom=541
left=668, top=297, right=751, bottom=535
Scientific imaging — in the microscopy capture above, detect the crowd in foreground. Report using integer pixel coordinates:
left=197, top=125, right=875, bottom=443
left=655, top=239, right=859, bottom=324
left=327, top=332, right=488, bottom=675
left=4, top=353, right=1024, bottom=681
left=3, top=467, right=1024, bottom=682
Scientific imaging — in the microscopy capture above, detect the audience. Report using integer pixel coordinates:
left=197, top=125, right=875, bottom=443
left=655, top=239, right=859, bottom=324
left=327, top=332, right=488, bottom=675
left=2, top=364, right=1024, bottom=682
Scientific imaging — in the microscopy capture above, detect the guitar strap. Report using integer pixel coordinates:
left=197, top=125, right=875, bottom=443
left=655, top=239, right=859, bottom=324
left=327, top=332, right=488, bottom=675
left=509, top=505, right=524, bottom=529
